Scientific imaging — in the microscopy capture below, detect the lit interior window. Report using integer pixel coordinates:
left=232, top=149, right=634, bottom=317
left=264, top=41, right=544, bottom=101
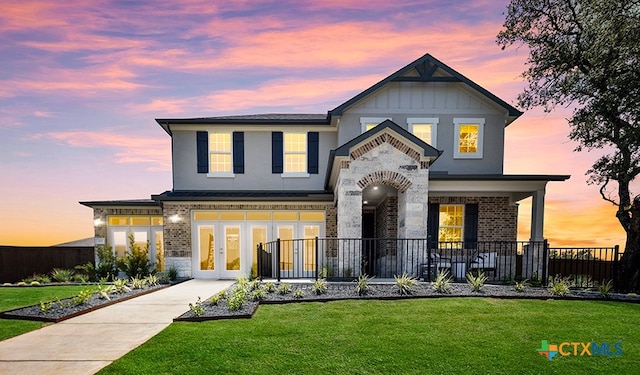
left=209, top=133, right=232, bottom=173
left=284, top=133, right=307, bottom=173
left=458, top=124, right=478, bottom=153
left=412, top=124, right=433, bottom=145
left=438, top=205, right=464, bottom=242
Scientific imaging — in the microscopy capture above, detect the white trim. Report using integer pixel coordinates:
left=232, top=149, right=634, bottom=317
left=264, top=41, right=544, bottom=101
left=360, top=117, right=391, bottom=133
left=453, top=118, right=484, bottom=159
left=281, top=172, right=310, bottom=178
left=206, top=172, right=235, bottom=178
left=407, top=117, right=438, bottom=147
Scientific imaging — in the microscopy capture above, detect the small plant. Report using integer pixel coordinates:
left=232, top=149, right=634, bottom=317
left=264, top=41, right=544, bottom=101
left=228, top=287, right=247, bottom=311
left=51, top=268, right=74, bottom=283
left=264, top=282, right=276, bottom=293
left=251, top=287, right=268, bottom=301
left=277, top=283, right=292, bottom=295
left=626, top=293, right=638, bottom=299
left=466, top=271, right=488, bottom=292
left=548, top=276, right=571, bottom=297
left=168, top=266, right=179, bottom=281
left=249, top=278, right=262, bottom=291
left=189, top=296, right=206, bottom=316
left=217, top=290, right=227, bottom=299
left=96, top=245, right=118, bottom=280
left=73, top=273, right=89, bottom=283
left=529, top=271, right=542, bottom=287
left=236, top=276, right=250, bottom=291
left=97, top=284, right=114, bottom=300
left=16, top=281, right=27, bottom=287
left=145, top=274, right=159, bottom=286
left=210, top=294, right=220, bottom=305
left=23, top=274, right=51, bottom=284
left=130, top=276, right=147, bottom=290
left=394, top=273, right=417, bottom=295
left=293, top=288, right=305, bottom=299
left=156, top=272, right=170, bottom=284
left=30, top=281, right=41, bottom=287
left=312, top=279, right=328, bottom=295
left=598, top=279, right=614, bottom=298
left=344, top=268, right=353, bottom=278
left=39, top=301, right=53, bottom=313
left=355, top=274, right=373, bottom=296
left=432, top=270, right=453, bottom=294
left=72, top=289, right=94, bottom=305
left=113, top=278, right=132, bottom=294
left=513, top=279, right=529, bottom=293
left=75, top=262, right=97, bottom=282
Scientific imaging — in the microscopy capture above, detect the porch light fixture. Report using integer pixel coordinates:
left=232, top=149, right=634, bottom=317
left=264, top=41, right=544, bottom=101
left=373, top=186, right=379, bottom=190
left=93, top=218, right=103, bottom=227
left=363, top=200, right=368, bottom=205
left=169, top=214, right=181, bottom=223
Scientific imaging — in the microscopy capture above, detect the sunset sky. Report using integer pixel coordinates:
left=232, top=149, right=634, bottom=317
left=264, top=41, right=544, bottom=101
left=0, top=0, right=628, bottom=248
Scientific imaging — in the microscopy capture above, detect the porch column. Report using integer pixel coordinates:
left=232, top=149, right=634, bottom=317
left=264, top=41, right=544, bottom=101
left=336, top=173, right=362, bottom=276
left=530, top=189, right=545, bottom=242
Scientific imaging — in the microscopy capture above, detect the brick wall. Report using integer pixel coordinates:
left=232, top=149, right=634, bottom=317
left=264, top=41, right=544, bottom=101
left=428, top=196, right=518, bottom=242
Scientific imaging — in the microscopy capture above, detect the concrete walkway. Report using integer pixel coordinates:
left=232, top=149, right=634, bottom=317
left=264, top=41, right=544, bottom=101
left=0, top=279, right=234, bottom=375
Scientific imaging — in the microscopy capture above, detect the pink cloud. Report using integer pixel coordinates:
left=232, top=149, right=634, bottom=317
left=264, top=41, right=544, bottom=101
left=32, top=131, right=171, bottom=171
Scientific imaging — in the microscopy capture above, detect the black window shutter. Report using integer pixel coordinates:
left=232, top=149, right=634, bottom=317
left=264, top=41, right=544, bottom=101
left=232, top=132, right=244, bottom=174
left=272, top=132, right=283, bottom=173
left=196, top=131, right=208, bottom=173
left=427, top=203, right=440, bottom=248
left=464, top=203, right=479, bottom=245
left=307, top=132, right=319, bottom=174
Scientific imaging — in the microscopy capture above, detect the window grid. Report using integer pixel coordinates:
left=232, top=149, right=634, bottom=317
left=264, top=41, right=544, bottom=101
left=412, top=124, right=433, bottom=145
left=438, top=205, right=464, bottom=242
left=458, top=125, right=478, bottom=153
left=209, top=133, right=232, bottom=173
left=284, top=133, right=307, bottom=173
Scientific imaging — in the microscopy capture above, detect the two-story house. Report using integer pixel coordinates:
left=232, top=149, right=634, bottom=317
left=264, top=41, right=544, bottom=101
left=82, top=53, right=568, bottom=280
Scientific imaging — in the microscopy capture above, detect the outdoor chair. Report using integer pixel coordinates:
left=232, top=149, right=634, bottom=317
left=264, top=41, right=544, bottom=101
left=469, top=252, right=497, bottom=276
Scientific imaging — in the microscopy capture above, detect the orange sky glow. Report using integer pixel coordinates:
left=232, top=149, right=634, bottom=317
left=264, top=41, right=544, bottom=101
left=0, top=0, right=629, bottom=248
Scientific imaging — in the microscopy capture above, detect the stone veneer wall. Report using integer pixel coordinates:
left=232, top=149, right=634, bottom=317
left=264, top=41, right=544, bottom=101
left=428, top=196, right=518, bottom=241
left=375, top=196, right=398, bottom=239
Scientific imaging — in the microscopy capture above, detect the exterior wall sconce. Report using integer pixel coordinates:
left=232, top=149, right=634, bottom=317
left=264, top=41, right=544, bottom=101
left=93, top=218, right=103, bottom=227
left=169, top=214, right=181, bottom=223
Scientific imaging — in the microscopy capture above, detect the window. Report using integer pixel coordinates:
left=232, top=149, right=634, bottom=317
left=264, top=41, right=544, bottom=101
left=209, top=132, right=232, bottom=173
left=360, top=117, right=391, bottom=133
left=408, top=117, right=438, bottom=146
left=438, top=205, right=464, bottom=242
left=454, top=118, right=484, bottom=159
left=284, top=132, right=307, bottom=173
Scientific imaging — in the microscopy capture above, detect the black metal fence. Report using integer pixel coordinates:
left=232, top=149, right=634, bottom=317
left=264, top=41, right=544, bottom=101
left=547, top=246, right=621, bottom=288
left=257, top=238, right=563, bottom=284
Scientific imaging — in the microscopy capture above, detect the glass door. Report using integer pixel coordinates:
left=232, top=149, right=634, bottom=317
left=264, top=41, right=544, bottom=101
left=221, top=224, right=244, bottom=278
left=194, top=224, right=220, bottom=278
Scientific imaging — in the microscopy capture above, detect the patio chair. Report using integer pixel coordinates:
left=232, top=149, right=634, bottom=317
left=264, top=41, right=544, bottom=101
left=469, top=252, right=497, bottom=276
left=420, top=253, right=452, bottom=280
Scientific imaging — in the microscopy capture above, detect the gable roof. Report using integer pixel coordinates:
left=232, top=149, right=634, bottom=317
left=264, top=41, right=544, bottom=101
left=329, top=53, right=523, bottom=123
left=325, top=119, right=442, bottom=190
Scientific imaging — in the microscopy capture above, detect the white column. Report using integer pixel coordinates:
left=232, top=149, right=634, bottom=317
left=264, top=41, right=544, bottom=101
left=530, top=189, right=545, bottom=242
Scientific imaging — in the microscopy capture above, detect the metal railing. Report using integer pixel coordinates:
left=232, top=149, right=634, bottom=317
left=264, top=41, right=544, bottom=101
left=547, top=246, right=620, bottom=288
left=257, top=238, right=558, bottom=284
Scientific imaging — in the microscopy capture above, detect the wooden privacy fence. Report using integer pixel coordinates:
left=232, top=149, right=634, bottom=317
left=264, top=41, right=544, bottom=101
left=0, top=246, right=94, bottom=283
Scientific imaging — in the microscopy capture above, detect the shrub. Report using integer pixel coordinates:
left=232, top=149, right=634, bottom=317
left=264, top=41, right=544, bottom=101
left=97, top=284, right=114, bottom=300
left=514, top=279, right=529, bottom=293
left=73, top=273, right=89, bottom=283
left=75, top=262, right=97, bottom=282
left=118, top=234, right=153, bottom=278
left=96, top=245, right=118, bottom=280
left=210, top=295, right=220, bottom=305
left=293, top=289, right=304, bottom=299
left=228, top=287, right=247, bottom=311
left=394, top=273, right=417, bottom=295
left=72, top=289, right=94, bottom=305
left=168, top=266, right=179, bottom=281
left=189, top=296, right=205, bottom=316
left=548, top=276, right=571, bottom=296
left=23, top=274, right=51, bottom=284
left=432, top=270, right=453, bottom=294
left=16, top=281, right=27, bottom=287
left=598, top=279, right=614, bottom=298
left=235, top=276, right=250, bottom=291
left=264, top=282, right=276, bottom=293
left=355, top=274, right=373, bottom=296
left=277, top=283, right=292, bottom=295
left=466, top=271, right=488, bottom=292
left=145, top=274, right=159, bottom=286
left=51, top=268, right=74, bottom=283
left=113, top=278, right=132, bottom=294
left=249, top=278, right=262, bottom=291
left=39, top=301, right=53, bottom=313
left=30, top=281, right=41, bottom=287
left=130, top=276, right=147, bottom=290
left=251, top=287, right=268, bottom=301
left=312, top=279, right=328, bottom=295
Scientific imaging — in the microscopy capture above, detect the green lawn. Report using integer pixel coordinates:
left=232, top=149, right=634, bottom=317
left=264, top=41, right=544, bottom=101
left=0, top=285, right=89, bottom=341
left=99, top=298, right=640, bottom=374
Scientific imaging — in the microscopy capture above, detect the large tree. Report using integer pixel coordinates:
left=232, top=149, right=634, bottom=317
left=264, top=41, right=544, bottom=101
left=497, top=0, right=640, bottom=291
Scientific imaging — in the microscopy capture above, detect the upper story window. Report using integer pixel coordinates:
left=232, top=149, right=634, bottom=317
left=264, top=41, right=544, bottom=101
left=407, top=117, right=438, bottom=147
left=438, top=204, right=464, bottom=242
left=360, top=117, right=391, bottom=133
left=271, top=131, right=319, bottom=176
left=209, top=133, right=232, bottom=173
left=284, top=133, right=307, bottom=173
left=453, top=118, right=484, bottom=159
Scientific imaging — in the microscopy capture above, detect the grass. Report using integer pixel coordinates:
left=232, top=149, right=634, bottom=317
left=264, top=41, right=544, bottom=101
left=0, top=285, right=88, bottom=341
left=98, top=298, right=640, bottom=374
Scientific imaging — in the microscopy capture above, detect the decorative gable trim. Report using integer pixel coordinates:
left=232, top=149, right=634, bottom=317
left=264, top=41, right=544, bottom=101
left=350, top=132, right=422, bottom=165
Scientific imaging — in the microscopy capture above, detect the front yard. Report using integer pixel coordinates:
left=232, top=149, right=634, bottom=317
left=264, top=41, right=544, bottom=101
left=98, top=298, right=640, bottom=374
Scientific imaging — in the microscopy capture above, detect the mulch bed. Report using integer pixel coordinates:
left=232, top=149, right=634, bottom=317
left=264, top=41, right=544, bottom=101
left=0, top=284, right=168, bottom=323
left=174, top=282, right=640, bottom=322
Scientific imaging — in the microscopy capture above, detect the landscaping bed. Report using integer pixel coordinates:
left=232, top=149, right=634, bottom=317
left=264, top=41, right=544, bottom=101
left=175, top=279, right=640, bottom=322
left=0, top=283, right=168, bottom=323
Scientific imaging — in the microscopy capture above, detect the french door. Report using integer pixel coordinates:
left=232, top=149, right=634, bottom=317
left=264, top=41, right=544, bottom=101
left=194, top=223, right=245, bottom=278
